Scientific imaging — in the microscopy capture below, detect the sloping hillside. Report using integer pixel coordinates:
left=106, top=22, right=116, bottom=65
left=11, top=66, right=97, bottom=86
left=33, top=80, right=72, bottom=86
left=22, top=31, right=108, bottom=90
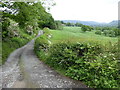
left=62, top=20, right=118, bottom=27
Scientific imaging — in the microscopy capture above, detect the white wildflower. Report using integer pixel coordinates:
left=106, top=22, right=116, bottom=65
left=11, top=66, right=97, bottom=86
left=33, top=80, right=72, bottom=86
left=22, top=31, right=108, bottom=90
left=48, top=40, right=51, bottom=44
left=48, top=35, right=51, bottom=38
left=104, top=56, right=107, bottom=58
left=113, top=57, right=116, bottom=60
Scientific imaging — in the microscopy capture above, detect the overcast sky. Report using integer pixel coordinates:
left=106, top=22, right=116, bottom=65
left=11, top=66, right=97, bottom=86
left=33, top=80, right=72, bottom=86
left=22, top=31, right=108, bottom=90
left=50, top=0, right=119, bottom=23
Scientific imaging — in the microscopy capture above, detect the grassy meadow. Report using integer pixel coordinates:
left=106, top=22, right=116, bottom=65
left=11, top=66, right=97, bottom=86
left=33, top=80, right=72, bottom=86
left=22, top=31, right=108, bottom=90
left=50, top=27, right=118, bottom=53
left=50, top=27, right=117, bottom=44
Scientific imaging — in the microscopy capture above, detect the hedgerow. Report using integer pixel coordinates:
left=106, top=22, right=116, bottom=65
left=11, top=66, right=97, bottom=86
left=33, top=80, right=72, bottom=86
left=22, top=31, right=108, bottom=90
left=34, top=30, right=119, bottom=88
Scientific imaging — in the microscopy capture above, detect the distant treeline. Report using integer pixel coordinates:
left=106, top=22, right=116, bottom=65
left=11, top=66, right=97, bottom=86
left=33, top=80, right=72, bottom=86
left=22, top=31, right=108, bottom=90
left=61, top=21, right=94, bottom=32
left=60, top=21, right=120, bottom=37
left=94, top=26, right=120, bottom=37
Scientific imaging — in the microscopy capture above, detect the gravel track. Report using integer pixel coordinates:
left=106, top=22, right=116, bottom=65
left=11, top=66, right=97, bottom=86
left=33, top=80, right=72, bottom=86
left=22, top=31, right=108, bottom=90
left=1, top=31, right=88, bottom=88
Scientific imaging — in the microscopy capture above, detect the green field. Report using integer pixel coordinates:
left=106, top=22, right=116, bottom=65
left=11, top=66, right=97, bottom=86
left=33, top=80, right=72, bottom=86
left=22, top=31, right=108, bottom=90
left=50, top=27, right=118, bottom=45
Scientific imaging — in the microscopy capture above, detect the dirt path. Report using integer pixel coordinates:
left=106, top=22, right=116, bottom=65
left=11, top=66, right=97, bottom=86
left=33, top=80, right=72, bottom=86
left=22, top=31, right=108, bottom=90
left=1, top=30, right=88, bottom=88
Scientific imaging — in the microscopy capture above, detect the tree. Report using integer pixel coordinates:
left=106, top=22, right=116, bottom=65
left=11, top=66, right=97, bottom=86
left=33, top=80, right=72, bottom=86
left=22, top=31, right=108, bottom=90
left=81, top=25, right=93, bottom=32
left=66, top=22, right=72, bottom=26
left=95, top=30, right=101, bottom=35
left=1, top=0, right=57, bottom=29
left=113, top=28, right=120, bottom=36
left=54, top=21, right=63, bottom=30
left=86, top=25, right=94, bottom=31
left=61, top=21, right=65, bottom=24
left=75, top=22, right=82, bottom=27
left=81, top=25, right=87, bottom=32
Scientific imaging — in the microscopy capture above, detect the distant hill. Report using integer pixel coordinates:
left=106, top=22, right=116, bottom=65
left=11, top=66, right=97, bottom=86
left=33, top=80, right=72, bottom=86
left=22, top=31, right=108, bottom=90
left=108, top=20, right=118, bottom=26
left=61, top=20, right=118, bottom=27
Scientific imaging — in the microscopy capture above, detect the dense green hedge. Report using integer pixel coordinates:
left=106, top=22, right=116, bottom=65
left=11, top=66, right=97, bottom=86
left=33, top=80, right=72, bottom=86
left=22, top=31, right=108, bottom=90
left=34, top=30, right=119, bottom=88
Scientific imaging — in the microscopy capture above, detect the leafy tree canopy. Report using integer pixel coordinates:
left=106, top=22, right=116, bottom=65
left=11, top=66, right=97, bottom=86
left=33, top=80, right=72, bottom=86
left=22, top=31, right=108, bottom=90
left=1, top=0, right=56, bottom=29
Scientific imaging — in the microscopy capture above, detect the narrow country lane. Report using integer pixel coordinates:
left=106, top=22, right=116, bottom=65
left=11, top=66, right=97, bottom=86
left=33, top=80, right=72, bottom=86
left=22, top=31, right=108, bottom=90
left=1, top=31, right=88, bottom=88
